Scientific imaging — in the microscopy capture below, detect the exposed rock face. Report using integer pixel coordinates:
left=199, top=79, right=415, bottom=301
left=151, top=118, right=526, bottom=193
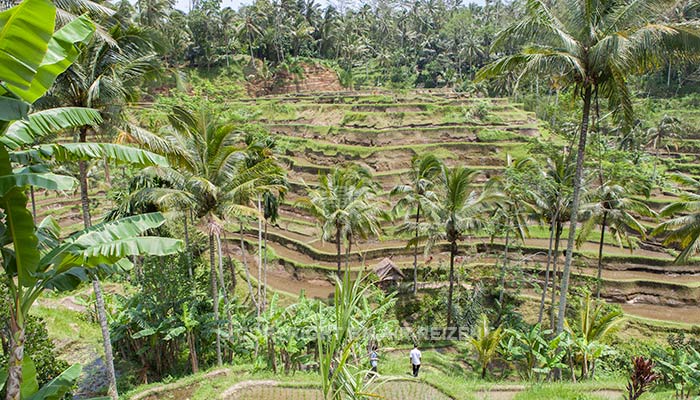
left=247, top=63, right=343, bottom=96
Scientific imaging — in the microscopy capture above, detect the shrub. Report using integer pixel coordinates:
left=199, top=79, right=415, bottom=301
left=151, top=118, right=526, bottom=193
left=625, top=357, right=658, bottom=400
left=653, top=334, right=700, bottom=399
left=0, top=316, right=71, bottom=394
left=470, top=314, right=504, bottom=379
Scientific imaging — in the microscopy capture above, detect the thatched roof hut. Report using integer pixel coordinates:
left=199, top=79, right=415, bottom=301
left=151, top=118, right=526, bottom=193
left=373, top=258, right=405, bottom=284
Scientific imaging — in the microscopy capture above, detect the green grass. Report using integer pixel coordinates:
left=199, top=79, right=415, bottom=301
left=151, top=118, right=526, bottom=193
left=31, top=304, right=104, bottom=365
left=277, top=136, right=519, bottom=159
left=123, top=352, right=636, bottom=400
left=476, top=129, right=528, bottom=142
left=512, top=384, right=615, bottom=400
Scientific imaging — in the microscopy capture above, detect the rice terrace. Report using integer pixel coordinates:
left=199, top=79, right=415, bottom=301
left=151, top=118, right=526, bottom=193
left=1, top=0, right=700, bottom=399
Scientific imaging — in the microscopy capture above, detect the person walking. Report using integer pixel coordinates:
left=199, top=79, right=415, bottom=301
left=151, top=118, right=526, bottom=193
left=369, top=347, right=379, bottom=374
left=409, top=344, right=422, bottom=377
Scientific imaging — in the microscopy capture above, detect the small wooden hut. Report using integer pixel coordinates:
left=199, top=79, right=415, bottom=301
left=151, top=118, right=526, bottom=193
left=373, top=258, right=405, bottom=288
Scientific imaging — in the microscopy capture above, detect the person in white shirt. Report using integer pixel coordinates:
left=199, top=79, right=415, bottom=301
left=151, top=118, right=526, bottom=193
left=409, top=344, right=422, bottom=377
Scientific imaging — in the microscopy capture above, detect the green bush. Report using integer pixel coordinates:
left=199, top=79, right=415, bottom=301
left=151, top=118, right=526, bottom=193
left=0, top=312, right=69, bottom=391
left=340, top=112, right=368, bottom=126
left=476, top=129, right=521, bottom=142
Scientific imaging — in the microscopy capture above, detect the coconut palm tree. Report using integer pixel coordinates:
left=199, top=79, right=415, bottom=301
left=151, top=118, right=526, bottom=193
left=242, top=132, right=288, bottom=314
left=391, top=153, right=443, bottom=294
left=477, top=0, right=700, bottom=334
left=261, top=190, right=281, bottom=312
left=486, top=156, right=538, bottom=308
left=128, top=105, right=286, bottom=366
left=430, top=166, right=498, bottom=328
left=647, top=115, right=682, bottom=178
left=50, top=22, right=159, bottom=226
left=566, top=293, right=623, bottom=379
left=528, top=152, right=577, bottom=327
left=236, top=13, right=263, bottom=71
left=470, top=314, right=504, bottom=379
left=577, top=184, right=655, bottom=298
left=298, top=166, right=384, bottom=276
left=652, top=174, right=700, bottom=263
left=48, top=26, right=163, bottom=398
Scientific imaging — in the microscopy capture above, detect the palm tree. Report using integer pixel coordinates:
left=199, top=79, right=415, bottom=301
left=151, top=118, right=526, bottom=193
left=52, top=23, right=159, bottom=222
left=477, top=0, right=700, bottom=334
left=577, top=184, right=655, bottom=298
left=470, top=314, right=504, bottom=379
left=566, top=293, right=623, bottom=379
left=243, top=133, right=287, bottom=314
left=129, top=105, right=286, bottom=366
left=391, top=154, right=442, bottom=294
left=261, top=190, right=281, bottom=312
left=647, top=115, right=682, bottom=178
left=431, top=166, right=496, bottom=328
left=298, top=166, right=384, bottom=276
left=486, top=156, right=538, bottom=308
left=135, top=0, right=175, bottom=30
left=652, top=174, right=700, bottom=263
left=533, top=153, right=576, bottom=327
left=50, top=27, right=160, bottom=398
left=236, top=13, right=263, bottom=72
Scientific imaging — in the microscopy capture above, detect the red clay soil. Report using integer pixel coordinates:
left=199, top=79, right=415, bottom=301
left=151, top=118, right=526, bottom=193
left=247, top=63, right=343, bottom=97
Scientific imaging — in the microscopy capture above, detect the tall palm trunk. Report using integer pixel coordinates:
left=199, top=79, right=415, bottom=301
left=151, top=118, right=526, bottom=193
left=413, top=205, right=420, bottom=295
left=538, top=215, right=557, bottom=324
left=498, top=228, right=510, bottom=306
left=257, top=197, right=263, bottom=316
left=345, top=234, right=352, bottom=271
left=92, top=276, right=118, bottom=399
left=240, top=221, right=257, bottom=309
left=209, top=234, right=222, bottom=366
left=446, top=241, right=457, bottom=328
left=104, top=156, right=111, bottom=186
left=78, top=126, right=119, bottom=400
left=216, top=233, right=233, bottom=359
left=596, top=211, right=608, bottom=299
left=263, top=220, right=268, bottom=312
left=78, top=127, right=91, bottom=226
left=549, top=222, right=563, bottom=330
left=556, top=86, right=593, bottom=335
left=5, top=302, right=25, bottom=400
left=652, top=141, right=660, bottom=178
left=184, top=213, right=193, bottom=284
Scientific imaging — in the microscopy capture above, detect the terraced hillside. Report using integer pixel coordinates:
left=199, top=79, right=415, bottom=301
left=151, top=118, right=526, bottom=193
left=40, top=91, right=700, bottom=330
left=221, top=91, right=700, bottom=328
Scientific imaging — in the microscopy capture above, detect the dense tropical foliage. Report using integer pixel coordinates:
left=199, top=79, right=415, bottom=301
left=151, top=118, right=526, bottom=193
left=2, top=0, right=700, bottom=399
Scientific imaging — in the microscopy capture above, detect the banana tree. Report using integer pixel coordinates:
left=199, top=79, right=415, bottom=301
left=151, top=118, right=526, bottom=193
left=0, top=362, right=108, bottom=400
left=0, top=2, right=182, bottom=399
left=1, top=206, right=182, bottom=399
left=0, top=0, right=94, bottom=126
